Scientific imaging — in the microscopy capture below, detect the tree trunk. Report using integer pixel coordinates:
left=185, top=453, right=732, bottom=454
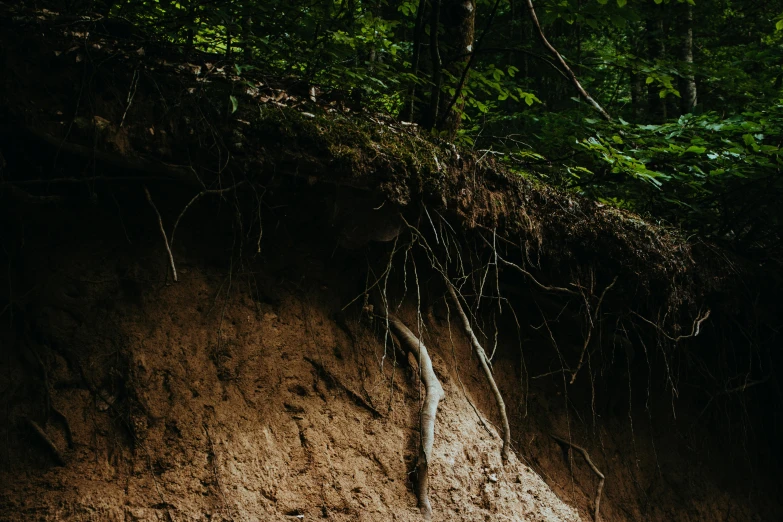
left=242, top=13, right=253, bottom=63
left=630, top=70, right=645, bottom=121
left=680, top=3, right=697, bottom=113
left=435, top=0, right=475, bottom=137
left=426, top=0, right=443, bottom=130
left=645, top=13, right=666, bottom=122
left=406, top=0, right=428, bottom=122
left=628, top=22, right=645, bottom=121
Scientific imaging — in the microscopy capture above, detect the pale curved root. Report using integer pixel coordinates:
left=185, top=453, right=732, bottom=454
left=382, top=310, right=444, bottom=519
left=551, top=434, right=605, bottom=521
left=446, top=283, right=512, bottom=463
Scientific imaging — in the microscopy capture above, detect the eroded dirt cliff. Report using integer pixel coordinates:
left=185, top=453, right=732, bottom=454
left=1, top=5, right=781, bottom=521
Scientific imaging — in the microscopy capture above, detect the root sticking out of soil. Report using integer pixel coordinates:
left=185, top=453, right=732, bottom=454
left=447, top=283, right=512, bottom=464
left=381, top=309, right=444, bottom=519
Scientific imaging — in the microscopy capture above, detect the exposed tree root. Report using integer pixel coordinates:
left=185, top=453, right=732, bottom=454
left=495, top=254, right=577, bottom=296
left=25, top=417, right=65, bottom=466
left=30, top=344, right=74, bottom=448
left=446, top=283, right=512, bottom=463
left=569, top=276, right=618, bottom=385
left=304, top=356, right=384, bottom=418
left=378, top=307, right=444, bottom=519
left=143, top=186, right=178, bottom=282
left=551, top=434, right=605, bottom=522
left=0, top=125, right=199, bottom=186
left=170, top=182, right=247, bottom=250
left=632, top=308, right=711, bottom=342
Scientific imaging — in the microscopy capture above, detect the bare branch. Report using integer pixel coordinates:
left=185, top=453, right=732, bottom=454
left=523, top=0, right=612, bottom=121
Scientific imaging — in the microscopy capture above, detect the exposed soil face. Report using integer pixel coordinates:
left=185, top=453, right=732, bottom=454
left=0, top=192, right=583, bottom=521
left=0, top=186, right=779, bottom=521
left=1, top=8, right=781, bottom=520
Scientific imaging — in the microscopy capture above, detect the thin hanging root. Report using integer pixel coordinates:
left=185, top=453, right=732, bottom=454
left=569, top=276, right=618, bottom=385
left=169, top=181, right=247, bottom=249
left=382, top=311, right=444, bottom=519
left=143, top=186, right=178, bottom=282
left=551, top=434, right=605, bottom=522
left=446, top=284, right=512, bottom=463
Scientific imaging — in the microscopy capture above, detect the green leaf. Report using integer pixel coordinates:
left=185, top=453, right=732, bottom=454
left=617, top=0, right=627, bottom=6
left=685, top=146, right=706, bottom=154
left=777, top=19, right=783, bottom=31
left=229, top=95, right=238, bottom=114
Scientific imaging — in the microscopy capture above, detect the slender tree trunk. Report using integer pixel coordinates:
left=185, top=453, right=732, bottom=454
left=426, top=0, right=442, bottom=130
left=435, top=0, right=476, bottom=137
left=407, top=0, right=428, bottom=122
left=630, top=71, right=645, bottom=119
left=226, top=12, right=234, bottom=60
left=184, top=0, right=196, bottom=52
left=680, top=3, right=697, bottom=113
left=629, top=23, right=645, bottom=121
left=242, top=13, right=253, bottom=63
left=645, top=13, right=666, bottom=122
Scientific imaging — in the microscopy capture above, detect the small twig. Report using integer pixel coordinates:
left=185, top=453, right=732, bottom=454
left=143, top=186, right=178, bottom=282
left=593, top=276, right=617, bottom=322
left=120, top=69, right=139, bottom=127
left=531, top=368, right=567, bottom=380
left=550, top=434, right=605, bottom=521
left=26, top=418, right=65, bottom=466
left=721, top=375, right=770, bottom=395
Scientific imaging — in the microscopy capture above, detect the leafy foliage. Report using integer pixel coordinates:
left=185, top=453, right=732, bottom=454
left=30, top=0, right=783, bottom=257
